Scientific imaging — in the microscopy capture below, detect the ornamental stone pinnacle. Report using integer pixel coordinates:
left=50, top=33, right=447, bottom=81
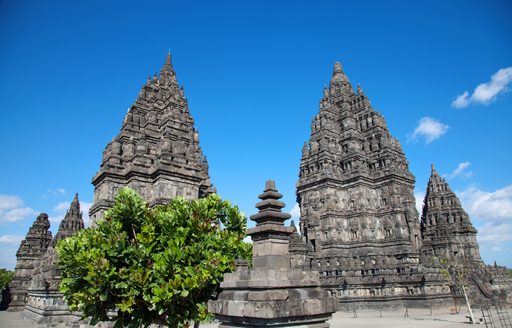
left=89, top=53, right=215, bottom=224
left=248, top=180, right=295, bottom=269
left=208, top=180, right=335, bottom=327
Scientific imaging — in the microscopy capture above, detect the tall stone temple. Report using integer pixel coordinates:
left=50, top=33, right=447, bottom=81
left=294, top=62, right=427, bottom=304
left=420, top=164, right=482, bottom=264
left=89, top=53, right=214, bottom=224
left=292, top=62, right=511, bottom=308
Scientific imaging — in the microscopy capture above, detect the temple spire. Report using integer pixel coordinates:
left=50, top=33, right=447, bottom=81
left=329, top=61, right=353, bottom=96
left=159, top=52, right=176, bottom=83
left=70, top=193, right=79, bottom=211
left=421, top=164, right=481, bottom=264
left=90, top=53, right=214, bottom=223
left=357, top=84, right=364, bottom=96
left=54, top=193, right=84, bottom=244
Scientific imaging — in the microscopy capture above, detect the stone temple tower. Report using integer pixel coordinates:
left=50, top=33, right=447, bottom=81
left=8, top=213, right=52, bottom=311
left=23, top=193, right=85, bottom=325
left=420, top=164, right=482, bottom=264
left=90, top=53, right=214, bottom=224
left=296, top=62, right=421, bottom=285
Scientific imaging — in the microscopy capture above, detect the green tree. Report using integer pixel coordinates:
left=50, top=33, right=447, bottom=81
left=0, top=268, right=14, bottom=290
left=56, top=188, right=251, bottom=328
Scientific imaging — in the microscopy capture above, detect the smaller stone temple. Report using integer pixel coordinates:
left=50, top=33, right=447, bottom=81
left=23, top=193, right=85, bottom=325
left=420, top=164, right=482, bottom=264
left=209, top=180, right=335, bottom=327
left=419, top=165, right=512, bottom=303
left=8, top=213, right=53, bottom=311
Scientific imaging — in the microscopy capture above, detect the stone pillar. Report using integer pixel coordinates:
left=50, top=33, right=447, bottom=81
left=208, top=180, right=335, bottom=327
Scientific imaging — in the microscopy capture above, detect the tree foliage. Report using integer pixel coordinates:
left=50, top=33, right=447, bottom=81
left=56, top=188, right=251, bottom=328
left=0, top=268, right=14, bottom=290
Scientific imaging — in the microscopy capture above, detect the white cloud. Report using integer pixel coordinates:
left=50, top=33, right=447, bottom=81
left=458, top=185, right=512, bottom=221
left=290, top=203, right=300, bottom=221
left=452, top=91, right=470, bottom=108
left=0, top=235, right=24, bottom=245
left=56, top=188, right=66, bottom=195
left=448, top=162, right=473, bottom=179
left=0, top=195, right=23, bottom=211
left=452, top=67, right=512, bottom=108
left=42, top=187, right=67, bottom=199
left=477, top=222, right=512, bottom=244
left=48, top=214, right=64, bottom=224
left=414, top=190, right=425, bottom=215
left=0, top=247, right=18, bottom=270
left=408, top=117, right=449, bottom=144
left=0, top=195, right=38, bottom=222
left=457, top=184, right=512, bottom=255
left=53, top=201, right=70, bottom=213
left=0, top=207, right=38, bottom=222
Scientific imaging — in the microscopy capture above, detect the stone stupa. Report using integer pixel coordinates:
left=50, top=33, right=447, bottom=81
left=209, top=180, right=335, bottom=327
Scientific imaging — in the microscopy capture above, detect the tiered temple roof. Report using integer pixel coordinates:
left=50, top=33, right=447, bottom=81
left=8, top=213, right=52, bottom=310
left=90, top=53, right=214, bottom=224
left=420, top=164, right=482, bottom=264
left=296, top=62, right=421, bottom=282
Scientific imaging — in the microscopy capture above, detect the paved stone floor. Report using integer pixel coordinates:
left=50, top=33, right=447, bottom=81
left=1, top=307, right=510, bottom=327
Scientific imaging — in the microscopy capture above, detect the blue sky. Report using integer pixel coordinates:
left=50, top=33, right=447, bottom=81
left=0, top=0, right=511, bottom=270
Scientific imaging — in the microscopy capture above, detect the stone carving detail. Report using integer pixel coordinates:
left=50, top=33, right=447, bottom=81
left=209, top=180, right=335, bottom=327
left=22, top=193, right=86, bottom=325
left=90, top=53, right=215, bottom=224
left=8, top=213, right=52, bottom=311
left=420, top=164, right=482, bottom=263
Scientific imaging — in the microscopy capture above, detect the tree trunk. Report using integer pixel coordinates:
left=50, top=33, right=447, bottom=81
left=461, top=285, right=475, bottom=324
left=194, top=321, right=200, bottom=328
left=452, top=287, right=458, bottom=313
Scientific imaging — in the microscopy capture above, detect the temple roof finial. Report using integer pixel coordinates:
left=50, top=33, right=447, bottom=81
left=330, top=61, right=352, bottom=93
left=333, top=62, right=343, bottom=74
left=357, top=84, right=364, bottom=96
left=159, top=51, right=175, bottom=81
left=70, top=193, right=80, bottom=211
